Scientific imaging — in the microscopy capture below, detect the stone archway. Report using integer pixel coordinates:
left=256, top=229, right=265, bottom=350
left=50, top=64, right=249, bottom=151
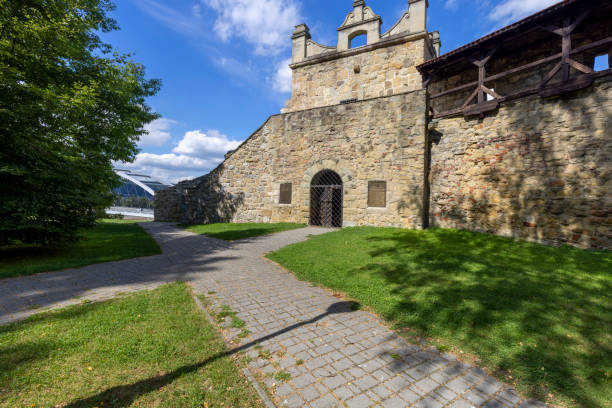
left=310, top=170, right=343, bottom=227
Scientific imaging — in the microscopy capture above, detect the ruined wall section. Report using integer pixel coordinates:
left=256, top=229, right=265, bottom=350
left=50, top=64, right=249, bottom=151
left=284, top=37, right=427, bottom=113
left=156, top=91, right=427, bottom=228
left=430, top=78, right=612, bottom=250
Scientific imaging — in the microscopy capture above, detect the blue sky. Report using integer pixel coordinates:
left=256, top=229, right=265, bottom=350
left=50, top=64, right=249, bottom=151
left=107, top=0, right=566, bottom=183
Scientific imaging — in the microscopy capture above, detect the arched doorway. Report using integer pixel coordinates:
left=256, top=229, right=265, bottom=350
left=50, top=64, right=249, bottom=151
left=310, top=170, right=343, bottom=227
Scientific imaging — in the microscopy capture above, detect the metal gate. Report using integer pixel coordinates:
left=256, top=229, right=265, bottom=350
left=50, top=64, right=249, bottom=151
left=310, top=170, right=343, bottom=228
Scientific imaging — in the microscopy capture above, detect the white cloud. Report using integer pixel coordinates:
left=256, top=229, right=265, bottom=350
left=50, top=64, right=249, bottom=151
left=120, top=129, right=242, bottom=184
left=139, top=118, right=176, bottom=147
left=192, top=3, right=201, bottom=18
left=118, top=154, right=218, bottom=184
left=202, top=0, right=301, bottom=55
left=137, top=0, right=204, bottom=37
left=173, top=129, right=241, bottom=157
left=489, top=0, right=558, bottom=25
left=273, top=58, right=292, bottom=93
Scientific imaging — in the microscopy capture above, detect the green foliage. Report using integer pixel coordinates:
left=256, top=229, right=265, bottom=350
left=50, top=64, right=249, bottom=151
left=0, top=219, right=161, bottom=278
left=268, top=227, right=612, bottom=407
left=0, top=0, right=160, bottom=245
left=274, top=371, right=291, bottom=382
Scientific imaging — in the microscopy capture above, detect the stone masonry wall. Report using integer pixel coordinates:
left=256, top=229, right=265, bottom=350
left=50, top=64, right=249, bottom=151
left=430, top=78, right=612, bottom=250
left=284, top=38, right=426, bottom=113
left=156, top=90, right=427, bottom=228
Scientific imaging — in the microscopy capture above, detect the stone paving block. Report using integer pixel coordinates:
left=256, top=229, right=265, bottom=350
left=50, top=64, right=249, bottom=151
left=293, top=373, right=316, bottom=388
left=300, top=384, right=322, bottom=402
left=446, top=376, right=473, bottom=395
left=382, top=396, right=408, bottom=408
left=305, top=357, right=328, bottom=370
left=371, top=384, right=393, bottom=399
left=323, top=374, right=348, bottom=390
left=334, top=385, right=358, bottom=401
left=371, top=368, right=394, bottom=382
left=385, top=375, right=410, bottom=392
left=497, top=388, right=522, bottom=405
left=434, top=385, right=457, bottom=402
left=347, top=366, right=366, bottom=379
left=283, top=393, right=306, bottom=408
left=449, top=398, right=476, bottom=408
left=484, top=399, right=512, bottom=408
left=311, top=393, right=340, bottom=408
left=414, top=377, right=440, bottom=394
left=474, top=378, right=503, bottom=397
left=350, top=353, right=370, bottom=365
left=279, top=357, right=297, bottom=369
left=276, top=383, right=295, bottom=397
left=464, top=390, right=489, bottom=406
left=332, top=358, right=355, bottom=371
left=354, top=375, right=379, bottom=391
left=346, top=393, right=375, bottom=408
left=415, top=396, right=444, bottom=408
left=399, top=388, right=421, bottom=403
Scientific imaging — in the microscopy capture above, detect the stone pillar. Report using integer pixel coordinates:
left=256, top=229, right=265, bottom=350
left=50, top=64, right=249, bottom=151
left=291, top=24, right=311, bottom=64
left=608, top=47, right=612, bottom=70
left=431, top=31, right=441, bottom=57
left=408, top=0, right=428, bottom=33
left=353, top=0, right=365, bottom=20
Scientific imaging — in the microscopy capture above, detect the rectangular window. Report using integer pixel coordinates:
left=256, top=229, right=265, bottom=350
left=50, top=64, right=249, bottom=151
left=279, top=183, right=292, bottom=204
left=368, top=181, right=387, bottom=208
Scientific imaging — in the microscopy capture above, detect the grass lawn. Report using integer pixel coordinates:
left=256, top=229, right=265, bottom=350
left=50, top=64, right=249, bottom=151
left=183, top=222, right=306, bottom=241
left=0, top=282, right=263, bottom=408
left=0, top=219, right=161, bottom=279
left=267, top=227, right=612, bottom=407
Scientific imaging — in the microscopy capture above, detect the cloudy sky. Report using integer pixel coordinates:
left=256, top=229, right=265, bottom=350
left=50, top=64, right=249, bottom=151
left=106, top=0, right=566, bottom=184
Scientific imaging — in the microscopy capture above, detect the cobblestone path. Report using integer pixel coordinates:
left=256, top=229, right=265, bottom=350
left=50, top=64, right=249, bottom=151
left=0, top=223, right=546, bottom=408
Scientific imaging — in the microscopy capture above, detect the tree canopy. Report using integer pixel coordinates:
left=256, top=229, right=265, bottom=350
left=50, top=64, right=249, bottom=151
left=0, top=0, right=160, bottom=244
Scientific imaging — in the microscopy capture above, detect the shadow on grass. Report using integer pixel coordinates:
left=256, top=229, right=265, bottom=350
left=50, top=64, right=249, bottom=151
left=203, top=228, right=288, bottom=241
left=61, top=301, right=356, bottom=408
left=183, top=223, right=307, bottom=242
left=361, top=228, right=611, bottom=406
left=0, top=222, right=160, bottom=279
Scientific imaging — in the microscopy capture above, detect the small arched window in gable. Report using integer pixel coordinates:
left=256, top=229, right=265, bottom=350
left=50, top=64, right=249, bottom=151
left=349, top=32, right=367, bottom=49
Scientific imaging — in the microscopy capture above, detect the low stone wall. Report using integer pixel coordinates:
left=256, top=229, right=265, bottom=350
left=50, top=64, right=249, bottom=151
left=429, top=78, right=612, bottom=250
left=155, top=90, right=427, bottom=228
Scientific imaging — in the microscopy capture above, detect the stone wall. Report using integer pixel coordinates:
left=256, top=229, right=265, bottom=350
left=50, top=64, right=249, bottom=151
left=284, top=37, right=427, bottom=113
left=429, top=78, right=612, bottom=250
left=156, top=90, right=427, bottom=228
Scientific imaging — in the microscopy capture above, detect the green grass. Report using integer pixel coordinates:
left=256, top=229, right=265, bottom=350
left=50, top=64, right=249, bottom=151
left=267, top=227, right=612, bottom=408
left=0, top=219, right=161, bottom=279
left=274, top=371, right=291, bottom=382
left=0, top=283, right=263, bottom=408
left=183, top=222, right=306, bottom=241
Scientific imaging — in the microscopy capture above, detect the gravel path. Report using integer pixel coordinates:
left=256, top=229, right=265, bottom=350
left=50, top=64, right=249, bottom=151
left=0, top=223, right=547, bottom=408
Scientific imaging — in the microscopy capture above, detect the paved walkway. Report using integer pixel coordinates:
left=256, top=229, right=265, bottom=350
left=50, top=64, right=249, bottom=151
left=0, top=223, right=546, bottom=408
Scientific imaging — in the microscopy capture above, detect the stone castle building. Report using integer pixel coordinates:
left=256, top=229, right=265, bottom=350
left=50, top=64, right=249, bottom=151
left=155, top=0, right=612, bottom=250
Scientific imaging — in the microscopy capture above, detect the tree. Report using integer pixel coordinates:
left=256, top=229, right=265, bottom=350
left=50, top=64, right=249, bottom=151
left=0, top=0, right=160, bottom=245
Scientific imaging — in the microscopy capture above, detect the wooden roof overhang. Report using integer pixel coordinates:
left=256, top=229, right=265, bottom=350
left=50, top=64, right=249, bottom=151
left=417, top=0, right=612, bottom=119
